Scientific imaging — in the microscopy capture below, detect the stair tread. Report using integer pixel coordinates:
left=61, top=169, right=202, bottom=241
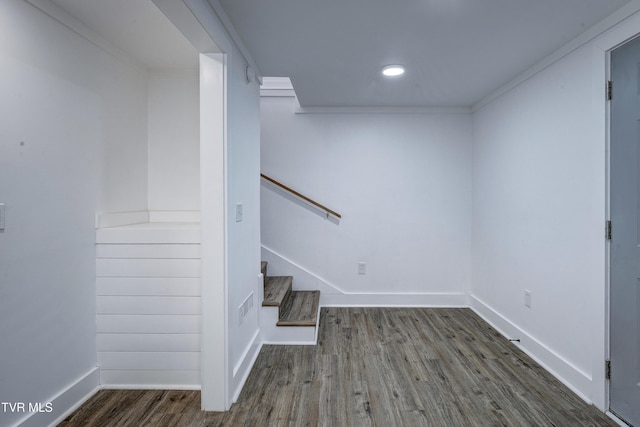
left=277, top=290, right=320, bottom=327
left=263, top=276, right=292, bottom=307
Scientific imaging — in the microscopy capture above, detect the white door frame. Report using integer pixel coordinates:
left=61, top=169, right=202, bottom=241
left=596, top=9, right=640, bottom=416
left=200, top=52, right=229, bottom=411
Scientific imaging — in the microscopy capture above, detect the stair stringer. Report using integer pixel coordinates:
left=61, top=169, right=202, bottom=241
left=261, top=245, right=345, bottom=294
left=261, top=244, right=469, bottom=307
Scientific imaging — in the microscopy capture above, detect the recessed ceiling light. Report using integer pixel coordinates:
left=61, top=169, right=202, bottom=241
left=382, top=65, right=405, bottom=77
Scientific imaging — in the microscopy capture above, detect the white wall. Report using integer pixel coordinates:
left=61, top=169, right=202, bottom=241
left=0, top=0, right=148, bottom=425
left=226, top=49, right=262, bottom=400
left=471, top=8, right=640, bottom=410
left=472, top=41, right=604, bottom=402
left=261, top=97, right=472, bottom=304
left=469, top=6, right=640, bottom=405
left=148, top=68, right=200, bottom=212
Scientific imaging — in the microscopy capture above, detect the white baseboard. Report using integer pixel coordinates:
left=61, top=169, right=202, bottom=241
left=262, top=245, right=469, bottom=308
left=14, top=368, right=100, bottom=427
left=231, top=330, right=263, bottom=403
left=606, top=411, right=631, bottom=426
left=469, top=294, right=593, bottom=404
left=15, top=367, right=203, bottom=427
left=99, top=384, right=201, bottom=390
left=322, top=292, right=469, bottom=307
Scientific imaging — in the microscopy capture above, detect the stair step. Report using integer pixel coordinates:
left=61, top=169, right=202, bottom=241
left=277, top=290, right=320, bottom=327
left=263, top=276, right=292, bottom=307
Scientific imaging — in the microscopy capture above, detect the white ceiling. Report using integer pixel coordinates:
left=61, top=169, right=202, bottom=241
left=218, top=0, right=630, bottom=107
left=50, top=0, right=198, bottom=69
left=50, top=0, right=631, bottom=107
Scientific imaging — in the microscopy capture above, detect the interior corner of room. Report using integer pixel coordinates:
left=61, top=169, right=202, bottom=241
left=2, top=0, right=640, bottom=425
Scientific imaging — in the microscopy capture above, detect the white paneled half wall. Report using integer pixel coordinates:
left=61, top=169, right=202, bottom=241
left=95, top=218, right=201, bottom=388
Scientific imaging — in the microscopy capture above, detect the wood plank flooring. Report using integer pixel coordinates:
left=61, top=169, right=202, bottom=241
left=60, top=308, right=617, bottom=426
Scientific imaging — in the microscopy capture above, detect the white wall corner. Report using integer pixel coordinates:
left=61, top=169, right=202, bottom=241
left=473, top=1, right=640, bottom=112
left=231, top=330, right=262, bottom=403
left=469, top=295, right=594, bottom=404
left=16, top=368, right=100, bottom=427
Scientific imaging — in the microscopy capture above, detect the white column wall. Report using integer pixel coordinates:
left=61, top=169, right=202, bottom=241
left=470, top=6, right=640, bottom=405
left=148, top=68, right=200, bottom=212
left=472, top=41, right=604, bottom=402
left=225, top=49, right=262, bottom=402
left=0, top=1, right=148, bottom=425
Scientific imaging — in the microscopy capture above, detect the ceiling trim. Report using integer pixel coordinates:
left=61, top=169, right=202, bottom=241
left=472, top=0, right=640, bottom=112
left=260, top=77, right=295, bottom=97
left=189, top=0, right=262, bottom=81
left=260, top=78, right=471, bottom=114
left=152, top=0, right=220, bottom=54
left=153, top=0, right=261, bottom=81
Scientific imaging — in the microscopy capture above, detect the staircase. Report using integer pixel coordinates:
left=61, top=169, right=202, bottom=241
left=260, top=261, right=321, bottom=344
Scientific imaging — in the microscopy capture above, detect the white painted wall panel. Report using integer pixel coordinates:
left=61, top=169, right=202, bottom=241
left=97, top=296, right=201, bottom=315
left=96, top=277, right=200, bottom=296
left=97, top=333, right=200, bottom=352
left=467, top=15, right=640, bottom=404
left=96, top=225, right=202, bottom=387
left=96, top=244, right=201, bottom=259
left=97, top=315, right=201, bottom=334
left=96, top=225, right=200, bottom=244
left=97, top=258, right=201, bottom=278
left=98, top=352, right=200, bottom=371
left=472, top=44, right=599, bottom=378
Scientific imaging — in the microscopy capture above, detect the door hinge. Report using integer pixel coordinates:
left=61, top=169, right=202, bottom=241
left=607, top=80, right=613, bottom=100
left=606, top=360, right=611, bottom=379
left=606, top=220, right=612, bottom=240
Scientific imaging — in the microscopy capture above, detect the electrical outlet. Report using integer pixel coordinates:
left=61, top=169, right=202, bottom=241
left=524, top=290, right=532, bottom=308
left=358, top=262, right=367, bottom=275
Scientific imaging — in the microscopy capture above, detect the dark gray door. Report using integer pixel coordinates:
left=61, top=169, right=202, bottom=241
left=610, top=34, right=640, bottom=426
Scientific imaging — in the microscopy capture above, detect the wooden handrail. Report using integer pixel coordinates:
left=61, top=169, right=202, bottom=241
left=260, top=173, right=342, bottom=219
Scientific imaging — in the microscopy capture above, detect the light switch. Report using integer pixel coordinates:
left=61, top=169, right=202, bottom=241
left=358, top=262, right=366, bottom=275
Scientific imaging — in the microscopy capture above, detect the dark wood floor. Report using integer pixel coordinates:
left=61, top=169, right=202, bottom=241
left=60, top=307, right=617, bottom=426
